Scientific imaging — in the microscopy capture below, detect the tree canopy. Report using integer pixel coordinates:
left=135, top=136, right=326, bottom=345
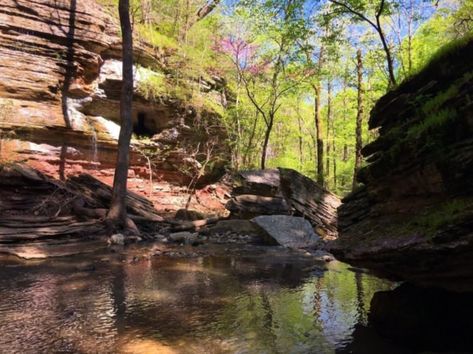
left=100, top=0, right=473, bottom=195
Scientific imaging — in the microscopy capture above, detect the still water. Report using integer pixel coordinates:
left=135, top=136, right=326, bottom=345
left=0, top=245, right=400, bottom=354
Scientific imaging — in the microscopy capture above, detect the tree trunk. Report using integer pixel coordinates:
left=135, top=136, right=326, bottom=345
left=107, top=0, right=134, bottom=228
left=297, top=111, right=303, bottom=170
left=325, top=80, right=332, bottom=179
left=375, top=21, right=396, bottom=87
left=353, top=49, right=364, bottom=191
left=243, top=108, right=259, bottom=167
left=261, top=118, right=273, bottom=170
left=314, top=84, right=324, bottom=186
left=140, top=0, right=151, bottom=24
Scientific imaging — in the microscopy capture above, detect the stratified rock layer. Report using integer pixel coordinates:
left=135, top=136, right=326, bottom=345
left=0, top=0, right=230, bottom=215
left=227, top=168, right=341, bottom=239
left=333, top=39, right=473, bottom=290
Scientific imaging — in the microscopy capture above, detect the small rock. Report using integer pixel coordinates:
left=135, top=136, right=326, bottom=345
left=109, top=233, right=125, bottom=246
left=127, top=235, right=143, bottom=243
left=169, top=231, right=197, bottom=243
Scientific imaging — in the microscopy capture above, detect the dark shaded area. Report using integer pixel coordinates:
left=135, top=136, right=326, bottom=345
left=339, top=283, right=473, bottom=354
left=133, top=112, right=154, bottom=137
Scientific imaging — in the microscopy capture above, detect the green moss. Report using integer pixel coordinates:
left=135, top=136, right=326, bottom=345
left=410, top=199, right=473, bottom=236
left=383, top=198, right=473, bottom=239
left=407, top=108, right=457, bottom=140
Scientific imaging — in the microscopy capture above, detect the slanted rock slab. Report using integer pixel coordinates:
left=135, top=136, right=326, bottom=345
left=252, top=215, right=321, bottom=249
left=200, top=219, right=265, bottom=236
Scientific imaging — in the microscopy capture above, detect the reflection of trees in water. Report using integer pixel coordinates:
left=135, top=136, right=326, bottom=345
left=111, top=264, right=127, bottom=335
left=355, top=272, right=366, bottom=324
left=0, top=255, right=397, bottom=353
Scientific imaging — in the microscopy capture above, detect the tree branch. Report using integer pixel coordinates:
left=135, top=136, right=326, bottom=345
left=329, top=0, right=378, bottom=30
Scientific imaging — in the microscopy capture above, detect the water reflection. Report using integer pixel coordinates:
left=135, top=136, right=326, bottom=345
left=0, top=248, right=395, bottom=353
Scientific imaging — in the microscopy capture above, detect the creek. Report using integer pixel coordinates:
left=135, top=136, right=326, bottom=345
left=0, top=244, right=471, bottom=353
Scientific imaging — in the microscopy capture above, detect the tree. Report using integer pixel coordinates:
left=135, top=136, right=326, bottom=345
left=329, top=0, right=397, bottom=87
left=353, top=49, right=364, bottom=191
left=107, top=0, right=135, bottom=230
left=226, top=0, right=310, bottom=169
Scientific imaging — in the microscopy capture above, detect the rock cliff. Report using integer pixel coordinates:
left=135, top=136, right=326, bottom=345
left=333, top=39, right=473, bottom=290
left=0, top=0, right=230, bottom=214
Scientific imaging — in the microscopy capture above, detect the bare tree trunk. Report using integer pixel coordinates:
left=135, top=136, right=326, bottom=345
left=375, top=21, right=396, bottom=87
left=325, top=80, right=332, bottom=180
left=342, top=83, right=349, bottom=163
left=107, top=0, right=134, bottom=228
left=261, top=118, right=273, bottom=170
left=297, top=111, right=303, bottom=170
left=407, top=0, right=414, bottom=74
left=353, top=49, right=364, bottom=191
left=314, top=84, right=324, bottom=186
left=333, top=157, right=337, bottom=189
left=243, top=109, right=259, bottom=167
left=140, top=0, right=151, bottom=24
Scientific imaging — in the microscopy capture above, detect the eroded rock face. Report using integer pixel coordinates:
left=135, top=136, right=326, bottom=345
left=226, top=168, right=341, bottom=239
left=333, top=39, right=473, bottom=290
left=0, top=0, right=230, bottom=214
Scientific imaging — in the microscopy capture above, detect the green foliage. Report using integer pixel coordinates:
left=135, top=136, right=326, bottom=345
left=136, top=68, right=168, bottom=100
left=95, top=0, right=472, bottom=196
left=137, top=24, right=178, bottom=50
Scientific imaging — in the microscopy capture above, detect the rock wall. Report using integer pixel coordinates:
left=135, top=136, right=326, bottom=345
left=333, top=39, right=473, bottom=290
left=0, top=0, right=230, bottom=214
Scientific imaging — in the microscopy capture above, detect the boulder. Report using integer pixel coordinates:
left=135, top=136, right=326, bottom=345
left=226, top=168, right=341, bottom=239
left=226, top=195, right=291, bottom=218
left=175, top=209, right=205, bottom=221
left=252, top=215, right=321, bottom=249
left=200, top=219, right=265, bottom=237
left=232, top=169, right=281, bottom=197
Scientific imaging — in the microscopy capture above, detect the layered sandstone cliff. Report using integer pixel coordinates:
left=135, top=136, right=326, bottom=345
left=333, top=39, right=473, bottom=290
left=0, top=0, right=230, bottom=214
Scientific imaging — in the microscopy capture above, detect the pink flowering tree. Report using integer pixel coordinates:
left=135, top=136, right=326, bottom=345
left=218, top=29, right=309, bottom=168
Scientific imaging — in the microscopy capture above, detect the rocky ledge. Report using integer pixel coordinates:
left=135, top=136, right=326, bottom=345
left=0, top=0, right=230, bottom=215
left=332, top=39, right=473, bottom=291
